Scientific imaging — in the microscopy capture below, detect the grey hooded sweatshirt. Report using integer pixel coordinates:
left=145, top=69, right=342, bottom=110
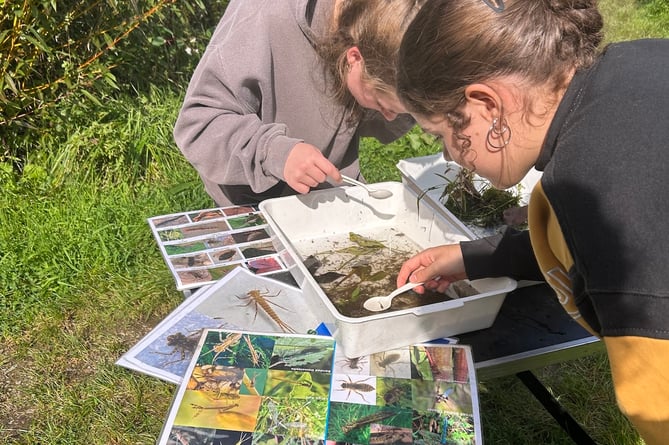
left=173, top=0, right=414, bottom=206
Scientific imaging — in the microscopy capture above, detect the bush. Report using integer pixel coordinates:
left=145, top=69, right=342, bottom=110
left=0, top=0, right=228, bottom=163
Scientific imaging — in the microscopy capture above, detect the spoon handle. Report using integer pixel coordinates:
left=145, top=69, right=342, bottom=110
left=340, top=175, right=366, bottom=188
left=388, top=281, right=424, bottom=298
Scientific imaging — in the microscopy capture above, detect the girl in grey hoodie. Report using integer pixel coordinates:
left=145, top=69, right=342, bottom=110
left=173, top=0, right=423, bottom=206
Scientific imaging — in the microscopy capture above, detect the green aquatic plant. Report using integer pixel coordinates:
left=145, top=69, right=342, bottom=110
left=421, top=168, right=522, bottom=228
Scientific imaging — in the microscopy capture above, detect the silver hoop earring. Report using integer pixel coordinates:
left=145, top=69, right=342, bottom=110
left=486, top=117, right=511, bottom=151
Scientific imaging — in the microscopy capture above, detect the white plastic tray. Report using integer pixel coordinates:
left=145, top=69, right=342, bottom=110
left=260, top=182, right=516, bottom=357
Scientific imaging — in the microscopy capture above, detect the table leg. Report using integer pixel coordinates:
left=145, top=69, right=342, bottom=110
left=516, top=370, right=597, bottom=445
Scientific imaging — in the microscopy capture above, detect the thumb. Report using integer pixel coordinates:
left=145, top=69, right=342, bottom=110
left=410, top=265, right=437, bottom=284
left=326, top=164, right=342, bottom=183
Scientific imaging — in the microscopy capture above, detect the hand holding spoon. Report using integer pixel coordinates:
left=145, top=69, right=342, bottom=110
left=363, top=281, right=424, bottom=312
left=340, top=175, right=393, bottom=199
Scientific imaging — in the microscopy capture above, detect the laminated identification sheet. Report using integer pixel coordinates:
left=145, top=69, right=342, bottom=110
left=157, top=329, right=482, bottom=445
left=148, top=206, right=295, bottom=291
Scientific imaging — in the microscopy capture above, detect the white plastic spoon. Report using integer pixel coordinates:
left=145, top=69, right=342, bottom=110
left=340, top=175, right=393, bottom=199
left=363, top=281, right=424, bottom=312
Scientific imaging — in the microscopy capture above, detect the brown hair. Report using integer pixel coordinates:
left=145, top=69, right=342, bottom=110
left=317, top=0, right=426, bottom=121
left=397, top=0, right=603, bottom=137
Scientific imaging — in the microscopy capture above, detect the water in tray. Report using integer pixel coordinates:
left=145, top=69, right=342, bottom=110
left=293, top=227, right=478, bottom=317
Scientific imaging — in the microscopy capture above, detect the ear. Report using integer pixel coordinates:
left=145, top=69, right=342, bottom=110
left=464, top=83, right=503, bottom=120
left=345, top=46, right=363, bottom=66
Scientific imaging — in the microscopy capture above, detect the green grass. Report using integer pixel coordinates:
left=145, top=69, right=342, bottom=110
left=360, top=125, right=442, bottom=182
left=600, top=0, right=669, bottom=42
left=1, top=1, right=667, bottom=443
left=0, top=90, right=213, bottom=444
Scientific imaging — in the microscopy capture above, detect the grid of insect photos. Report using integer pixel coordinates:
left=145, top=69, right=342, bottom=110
left=149, top=206, right=294, bottom=290
left=327, top=343, right=479, bottom=445
left=158, top=329, right=336, bottom=445
left=159, top=328, right=479, bottom=445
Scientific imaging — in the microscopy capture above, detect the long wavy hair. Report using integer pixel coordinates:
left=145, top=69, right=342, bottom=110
left=397, top=0, right=603, bottom=149
left=316, top=0, right=426, bottom=122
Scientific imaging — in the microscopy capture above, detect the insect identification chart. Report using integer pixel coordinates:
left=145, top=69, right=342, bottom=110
left=158, top=329, right=336, bottom=445
left=116, top=267, right=321, bottom=384
left=158, top=328, right=482, bottom=444
left=148, top=206, right=295, bottom=291
left=328, top=342, right=481, bottom=445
